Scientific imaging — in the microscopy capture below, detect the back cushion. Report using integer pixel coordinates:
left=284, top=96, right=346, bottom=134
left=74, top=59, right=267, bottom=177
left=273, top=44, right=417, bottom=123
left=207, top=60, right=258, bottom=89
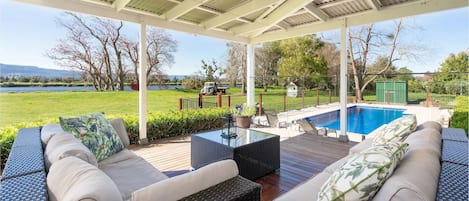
left=41, top=123, right=65, bottom=147
left=109, top=118, right=130, bottom=147
left=47, top=156, right=123, bottom=201
left=45, top=133, right=98, bottom=170
left=372, top=127, right=441, bottom=201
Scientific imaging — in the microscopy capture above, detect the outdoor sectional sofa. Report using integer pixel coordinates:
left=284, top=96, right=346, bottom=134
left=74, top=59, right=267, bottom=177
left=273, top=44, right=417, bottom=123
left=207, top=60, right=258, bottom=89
left=0, top=118, right=261, bottom=201
left=275, top=120, right=468, bottom=201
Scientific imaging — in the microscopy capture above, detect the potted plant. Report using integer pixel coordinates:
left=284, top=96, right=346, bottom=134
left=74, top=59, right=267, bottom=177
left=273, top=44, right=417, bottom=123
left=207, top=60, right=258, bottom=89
left=231, top=103, right=256, bottom=128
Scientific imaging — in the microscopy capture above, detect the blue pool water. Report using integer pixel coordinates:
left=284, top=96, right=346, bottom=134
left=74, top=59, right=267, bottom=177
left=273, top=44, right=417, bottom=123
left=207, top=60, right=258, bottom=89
left=304, top=106, right=406, bottom=135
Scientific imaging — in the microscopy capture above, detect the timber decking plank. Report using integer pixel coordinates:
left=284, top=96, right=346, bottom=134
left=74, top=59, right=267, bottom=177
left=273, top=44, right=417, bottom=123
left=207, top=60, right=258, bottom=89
left=130, top=133, right=356, bottom=201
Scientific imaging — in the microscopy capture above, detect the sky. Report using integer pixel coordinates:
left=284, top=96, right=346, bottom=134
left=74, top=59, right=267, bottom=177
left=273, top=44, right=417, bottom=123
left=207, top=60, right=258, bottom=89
left=0, top=0, right=468, bottom=75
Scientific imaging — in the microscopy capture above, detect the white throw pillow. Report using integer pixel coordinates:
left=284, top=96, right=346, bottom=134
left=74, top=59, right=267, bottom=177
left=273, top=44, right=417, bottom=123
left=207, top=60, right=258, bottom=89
left=317, top=141, right=408, bottom=201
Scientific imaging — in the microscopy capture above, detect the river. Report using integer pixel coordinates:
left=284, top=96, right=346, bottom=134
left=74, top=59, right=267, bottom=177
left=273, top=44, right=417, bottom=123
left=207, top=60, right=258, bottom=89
left=0, top=85, right=182, bottom=93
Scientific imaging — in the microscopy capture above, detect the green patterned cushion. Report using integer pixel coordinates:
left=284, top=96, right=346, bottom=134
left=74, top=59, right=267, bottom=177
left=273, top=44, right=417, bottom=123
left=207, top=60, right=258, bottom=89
left=317, top=141, right=408, bottom=201
left=59, top=112, right=124, bottom=162
left=372, top=115, right=417, bottom=145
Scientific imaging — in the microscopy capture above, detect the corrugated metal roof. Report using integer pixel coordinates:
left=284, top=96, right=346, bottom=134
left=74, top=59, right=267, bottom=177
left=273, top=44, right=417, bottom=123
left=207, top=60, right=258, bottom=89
left=16, top=0, right=467, bottom=43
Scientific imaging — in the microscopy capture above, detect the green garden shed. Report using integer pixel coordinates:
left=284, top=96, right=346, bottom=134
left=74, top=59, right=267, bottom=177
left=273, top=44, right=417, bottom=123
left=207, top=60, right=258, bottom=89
left=376, top=81, right=408, bottom=104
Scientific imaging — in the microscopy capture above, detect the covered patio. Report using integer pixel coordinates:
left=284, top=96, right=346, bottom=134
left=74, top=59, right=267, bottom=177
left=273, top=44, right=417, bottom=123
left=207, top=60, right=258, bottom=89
left=14, top=0, right=468, bottom=143
left=5, top=0, right=468, bottom=200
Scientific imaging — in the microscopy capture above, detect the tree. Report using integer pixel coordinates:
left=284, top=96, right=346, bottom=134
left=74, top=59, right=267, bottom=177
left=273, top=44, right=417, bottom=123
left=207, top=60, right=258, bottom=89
left=255, top=41, right=281, bottom=92
left=226, top=42, right=247, bottom=94
left=121, top=28, right=177, bottom=86
left=395, top=67, right=414, bottom=81
left=431, top=51, right=469, bottom=95
left=49, top=13, right=177, bottom=91
left=319, top=42, right=340, bottom=89
left=199, top=59, right=221, bottom=82
left=277, top=35, right=328, bottom=89
left=348, top=19, right=409, bottom=101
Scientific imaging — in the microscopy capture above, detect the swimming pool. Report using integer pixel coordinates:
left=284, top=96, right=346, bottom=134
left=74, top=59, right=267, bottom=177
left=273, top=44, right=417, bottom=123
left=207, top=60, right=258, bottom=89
left=304, top=106, right=406, bottom=135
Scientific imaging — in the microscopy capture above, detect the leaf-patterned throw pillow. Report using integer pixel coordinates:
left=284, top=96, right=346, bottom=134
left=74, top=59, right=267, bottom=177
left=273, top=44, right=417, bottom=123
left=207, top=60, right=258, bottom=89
left=317, top=141, right=408, bottom=201
left=372, top=115, right=417, bottom=145
left=60, top=112, right=124, bottom=162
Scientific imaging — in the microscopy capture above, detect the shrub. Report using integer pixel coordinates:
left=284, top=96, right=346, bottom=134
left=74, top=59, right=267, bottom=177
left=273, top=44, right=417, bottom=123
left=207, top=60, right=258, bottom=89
left=451, top=96, right=468, bottom=134
left=114, top=108, right=228, bottom=143
left=1, top=108, right=229, bottom=168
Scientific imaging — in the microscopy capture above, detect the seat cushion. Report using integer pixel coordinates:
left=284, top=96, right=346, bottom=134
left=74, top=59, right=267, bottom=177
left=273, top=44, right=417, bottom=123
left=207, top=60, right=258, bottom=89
left=318, top=141, right=408, bottom=201
left=274, top=172, right=332, bottom=201
left=47, top=156, right=123, bottom=201
left=60, top=112, right=124, bottom=162
left=99, top=151, right=168, bottom=200
left=44, top=132, right=98, bottom=170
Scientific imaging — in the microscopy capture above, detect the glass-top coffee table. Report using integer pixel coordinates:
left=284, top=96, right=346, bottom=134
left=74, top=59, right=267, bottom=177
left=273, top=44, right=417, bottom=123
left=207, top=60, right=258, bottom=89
left=191, top=128, right=280, bottom=180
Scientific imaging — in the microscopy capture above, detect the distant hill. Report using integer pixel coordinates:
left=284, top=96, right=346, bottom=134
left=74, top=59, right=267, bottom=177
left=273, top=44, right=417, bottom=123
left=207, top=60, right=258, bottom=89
left=0, top=64, right=81, bottom=78
left=0, top=64, right=190, bottom=80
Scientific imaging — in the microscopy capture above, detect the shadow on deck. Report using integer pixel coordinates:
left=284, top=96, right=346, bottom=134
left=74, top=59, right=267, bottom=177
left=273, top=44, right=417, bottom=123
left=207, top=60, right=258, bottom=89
left=129, top=133, right=356, bottom=201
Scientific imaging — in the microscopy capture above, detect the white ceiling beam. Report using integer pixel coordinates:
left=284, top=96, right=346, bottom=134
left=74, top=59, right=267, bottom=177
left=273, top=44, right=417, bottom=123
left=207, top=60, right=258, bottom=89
left=304, top=3, right=329, bottom=21
left=252, top=0, right=468, bottom=43
left=230, top=0, right=311, bottom=35
left=112, top=0, right=131, bottom=11
left=319, top=0, right=356, bottom=9
left=165, top=0, right=209, bottom=21
left=203, top=0, right=281, bottom=30
left=14, top=0, right=250, bottom=43
left=367, top=0, right=382, bottom=10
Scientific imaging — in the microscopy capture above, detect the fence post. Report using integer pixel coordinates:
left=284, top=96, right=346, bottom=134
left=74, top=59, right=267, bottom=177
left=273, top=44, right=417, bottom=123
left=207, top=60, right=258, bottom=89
left=283, top=94, right=286, bottom=112
left=217, top=93, right=222, bottom=108
left=316, top=89, right=320, bottom=106
left=227, top=96, right=231, bottom=108
left=199, top=93, right=203, bottom=108
left=425, top=87, right=430, bottom=107
left=302, top=91, right=305, bottom=108
left=179, top=98, right=182, bottom=111
left=328, top=89, right=332, bottom=103
left=259, top=94, right=263, bottom=116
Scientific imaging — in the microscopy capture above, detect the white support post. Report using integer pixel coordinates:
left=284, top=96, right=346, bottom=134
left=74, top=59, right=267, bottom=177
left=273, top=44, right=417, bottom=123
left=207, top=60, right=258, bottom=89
left=246, top=44, right=255, bottom=106
left=139, top=23, right=148, bottom=144
left=339, top=18, right=349, bottom=142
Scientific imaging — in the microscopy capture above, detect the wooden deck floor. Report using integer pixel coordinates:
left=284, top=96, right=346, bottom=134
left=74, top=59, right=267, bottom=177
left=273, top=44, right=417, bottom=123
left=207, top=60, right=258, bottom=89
left=129, top=133, right=356, bottom=201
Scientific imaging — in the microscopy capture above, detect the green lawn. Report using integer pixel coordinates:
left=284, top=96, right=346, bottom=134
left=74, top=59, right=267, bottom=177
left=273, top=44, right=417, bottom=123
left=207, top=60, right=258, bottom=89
left=0, top=87, right=339, bottom=127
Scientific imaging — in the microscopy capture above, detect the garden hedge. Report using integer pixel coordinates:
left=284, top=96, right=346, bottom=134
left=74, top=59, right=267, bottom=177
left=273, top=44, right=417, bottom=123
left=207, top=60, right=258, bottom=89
left=0, top=108, right=228, bottom=170
left=451, top=96, right=468, bottom=134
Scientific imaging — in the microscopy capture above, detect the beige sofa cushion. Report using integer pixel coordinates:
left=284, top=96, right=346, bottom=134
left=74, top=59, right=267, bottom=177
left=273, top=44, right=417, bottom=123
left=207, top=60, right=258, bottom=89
left=416, top=121, right=441, bottom=132
left=274, top=172, right=332, bottom=201
left=404, top=128, right=441, bottom=157
left=110, top=118, right=130, bottom=147
left=372, top=127, right=442, bottom=201
left=99, top=150, right=168, bottom=200
left=372, top=149, right=441, bottom=201
left=47, top=156, right=123, bottom=201
left=45, top=133, right=98, bottom=170
left=323, top=155, right=351, bottom=174
left=132, top=159, right=239, bottom=201
left=349, top=136, right=374, bottom=155
left=41, top=123, right=64, bottom=146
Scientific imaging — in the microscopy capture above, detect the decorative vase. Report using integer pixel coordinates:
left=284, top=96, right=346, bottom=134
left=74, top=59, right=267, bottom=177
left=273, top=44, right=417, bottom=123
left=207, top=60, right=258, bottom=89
left=236, top=116, right=251, bottom=128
